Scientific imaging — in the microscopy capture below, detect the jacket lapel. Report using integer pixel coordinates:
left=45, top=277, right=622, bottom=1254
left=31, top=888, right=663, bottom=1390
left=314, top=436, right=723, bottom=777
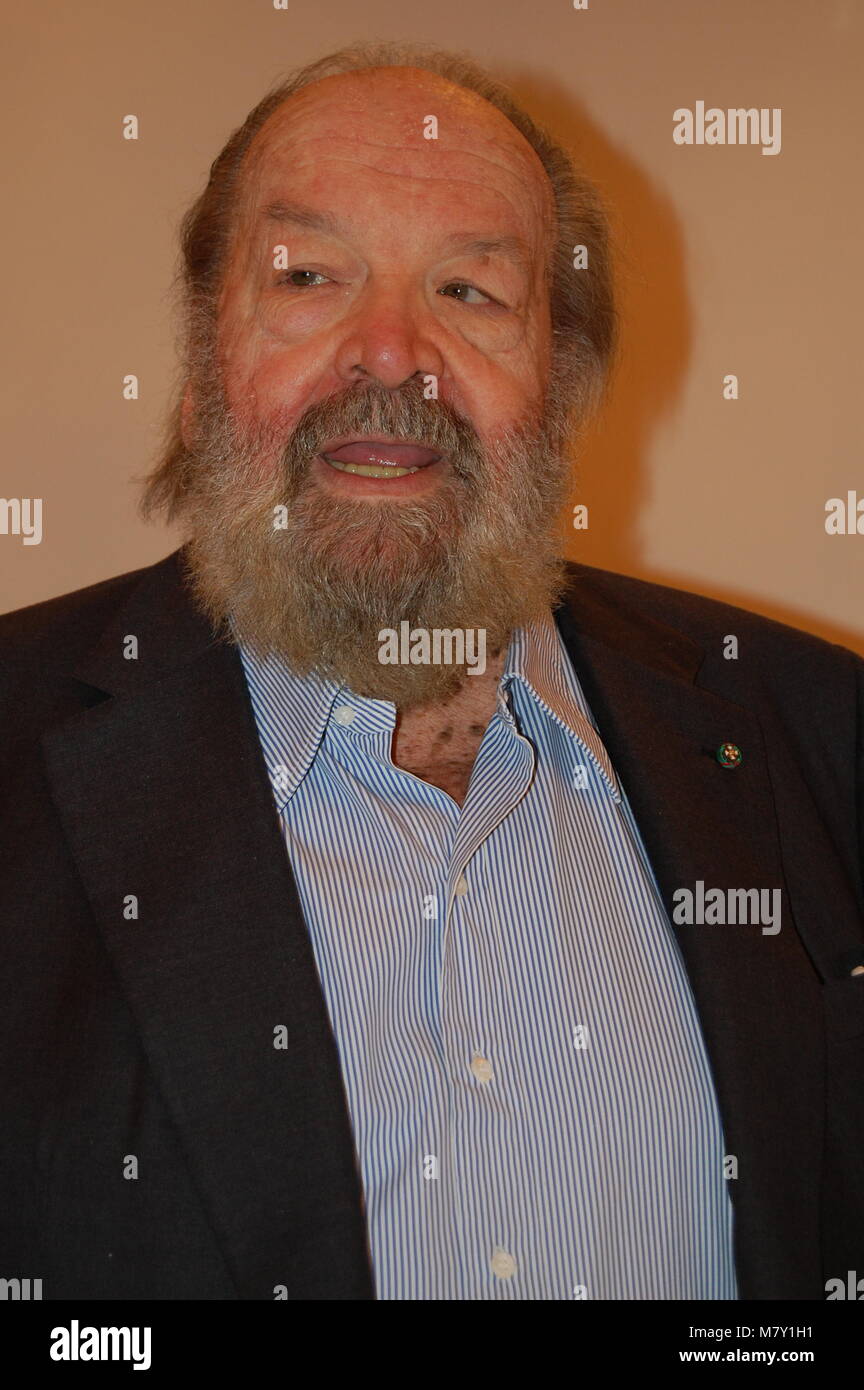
left=555, top=566, right=824, bottom=1299
left=41, top=550, right=374, bottom=1299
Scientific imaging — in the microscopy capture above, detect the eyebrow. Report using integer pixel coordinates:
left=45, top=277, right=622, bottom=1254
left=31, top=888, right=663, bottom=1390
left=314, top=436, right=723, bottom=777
left=260, top=200, right=533, bottom=270
left=439, top=231, right=532, bottom=270
left=261, top=200, right=339, bottom=235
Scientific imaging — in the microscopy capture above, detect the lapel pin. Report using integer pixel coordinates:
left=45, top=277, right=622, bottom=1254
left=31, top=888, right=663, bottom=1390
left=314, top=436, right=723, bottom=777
left=838, top=949, right=864, bottom=977
left=716, top=742, right=743, bottom=769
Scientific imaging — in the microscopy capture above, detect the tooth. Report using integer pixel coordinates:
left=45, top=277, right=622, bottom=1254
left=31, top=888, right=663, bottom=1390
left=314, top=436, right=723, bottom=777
left=325, top=458, right=419, bottom=478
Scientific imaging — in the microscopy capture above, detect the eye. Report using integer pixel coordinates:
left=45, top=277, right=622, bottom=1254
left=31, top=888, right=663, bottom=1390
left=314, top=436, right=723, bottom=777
left=438, top=281, right=495, bottom=306
left=278, top=269, right=331, bottom=288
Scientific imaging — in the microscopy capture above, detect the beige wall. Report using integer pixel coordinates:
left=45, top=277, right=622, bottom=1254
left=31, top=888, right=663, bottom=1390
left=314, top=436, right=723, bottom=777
left=3, top=0, right=861, bottom=651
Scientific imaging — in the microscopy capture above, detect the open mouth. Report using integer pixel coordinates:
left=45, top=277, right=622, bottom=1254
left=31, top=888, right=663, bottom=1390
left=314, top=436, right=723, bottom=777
left=320, top=438, right=443, bottom=479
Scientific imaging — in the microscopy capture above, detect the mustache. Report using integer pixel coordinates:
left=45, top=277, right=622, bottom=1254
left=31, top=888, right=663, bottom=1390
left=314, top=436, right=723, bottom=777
left=271, top=378, right=488, bottom=487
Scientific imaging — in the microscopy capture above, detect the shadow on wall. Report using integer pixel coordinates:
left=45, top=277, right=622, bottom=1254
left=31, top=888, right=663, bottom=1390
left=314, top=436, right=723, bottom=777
left=505, top=66, right=863, bottom=659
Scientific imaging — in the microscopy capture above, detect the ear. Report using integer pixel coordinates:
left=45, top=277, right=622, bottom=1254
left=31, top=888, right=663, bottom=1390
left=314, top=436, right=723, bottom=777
left=180, top=383, right=194, bottom=449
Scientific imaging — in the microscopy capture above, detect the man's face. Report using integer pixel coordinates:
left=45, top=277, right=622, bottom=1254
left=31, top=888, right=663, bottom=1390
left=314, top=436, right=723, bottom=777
left=217, top=66, right=554, bottom=492
left=179, top=68, right=575, bottom=706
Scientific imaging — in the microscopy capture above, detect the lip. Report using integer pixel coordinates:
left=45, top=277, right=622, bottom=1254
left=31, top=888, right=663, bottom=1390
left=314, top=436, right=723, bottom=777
left=314, top=434, right=448, bottom=497
left=319, top=435, right=442, bottom=465
left=313, top=451, right=449, bottom=498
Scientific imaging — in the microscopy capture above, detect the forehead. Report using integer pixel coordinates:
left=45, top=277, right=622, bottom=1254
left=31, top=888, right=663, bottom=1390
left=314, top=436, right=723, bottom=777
left=236, top=68, right=554, bottom=246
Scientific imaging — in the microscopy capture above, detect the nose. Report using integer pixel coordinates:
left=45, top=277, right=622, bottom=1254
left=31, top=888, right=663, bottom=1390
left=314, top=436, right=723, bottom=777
left=333, top=280, right=445, bottom=390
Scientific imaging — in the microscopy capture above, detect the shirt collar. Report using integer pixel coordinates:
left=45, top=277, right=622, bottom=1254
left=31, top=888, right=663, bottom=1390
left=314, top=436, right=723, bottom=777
left=237, top=646, right=342, bottom=813
left=503, top=611, right=621, bottom=800
left=239, top=610, right=620, bottom=814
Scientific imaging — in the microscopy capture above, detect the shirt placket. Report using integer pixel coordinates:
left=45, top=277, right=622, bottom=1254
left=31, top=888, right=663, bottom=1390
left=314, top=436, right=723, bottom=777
left=439, top=695, right=538, bottom=1297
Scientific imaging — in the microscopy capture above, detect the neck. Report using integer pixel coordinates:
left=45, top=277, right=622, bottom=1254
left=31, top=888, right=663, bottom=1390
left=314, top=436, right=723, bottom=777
left=391, top=648, right=508, bottom=806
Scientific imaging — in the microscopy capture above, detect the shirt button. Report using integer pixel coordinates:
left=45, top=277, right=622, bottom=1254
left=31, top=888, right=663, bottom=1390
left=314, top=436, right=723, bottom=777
left=471, top=1054, right=493, bottom=1083
left=490, top=1248, right=517, bottom=1279
left=455, top=876, right=468, bottom=896
left=333, top=705, right=356, bottom=726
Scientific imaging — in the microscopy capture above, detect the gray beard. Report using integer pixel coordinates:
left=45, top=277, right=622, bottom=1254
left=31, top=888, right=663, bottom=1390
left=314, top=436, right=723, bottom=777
left=174, top=368, right=573, bottom=708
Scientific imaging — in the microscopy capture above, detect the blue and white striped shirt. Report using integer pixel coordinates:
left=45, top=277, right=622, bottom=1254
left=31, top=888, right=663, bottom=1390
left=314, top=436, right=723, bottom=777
left=239, top=611, right=737, bottom=1300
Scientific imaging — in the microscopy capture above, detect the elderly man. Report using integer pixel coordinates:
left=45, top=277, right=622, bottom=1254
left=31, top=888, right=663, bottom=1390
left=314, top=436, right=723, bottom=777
left=1, top=42, right=862, bottom=1303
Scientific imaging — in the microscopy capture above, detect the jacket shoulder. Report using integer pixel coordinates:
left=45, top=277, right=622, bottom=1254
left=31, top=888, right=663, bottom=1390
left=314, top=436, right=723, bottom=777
left=0, top=554, right=176, bottom=664
left=563, top=562, right=862, bottom=672
left=0, top=554, right=182, bottom=737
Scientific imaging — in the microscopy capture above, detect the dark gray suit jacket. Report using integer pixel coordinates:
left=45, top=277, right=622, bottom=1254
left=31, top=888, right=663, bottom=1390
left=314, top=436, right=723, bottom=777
left=1, top=548, right=862, bottom=1299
